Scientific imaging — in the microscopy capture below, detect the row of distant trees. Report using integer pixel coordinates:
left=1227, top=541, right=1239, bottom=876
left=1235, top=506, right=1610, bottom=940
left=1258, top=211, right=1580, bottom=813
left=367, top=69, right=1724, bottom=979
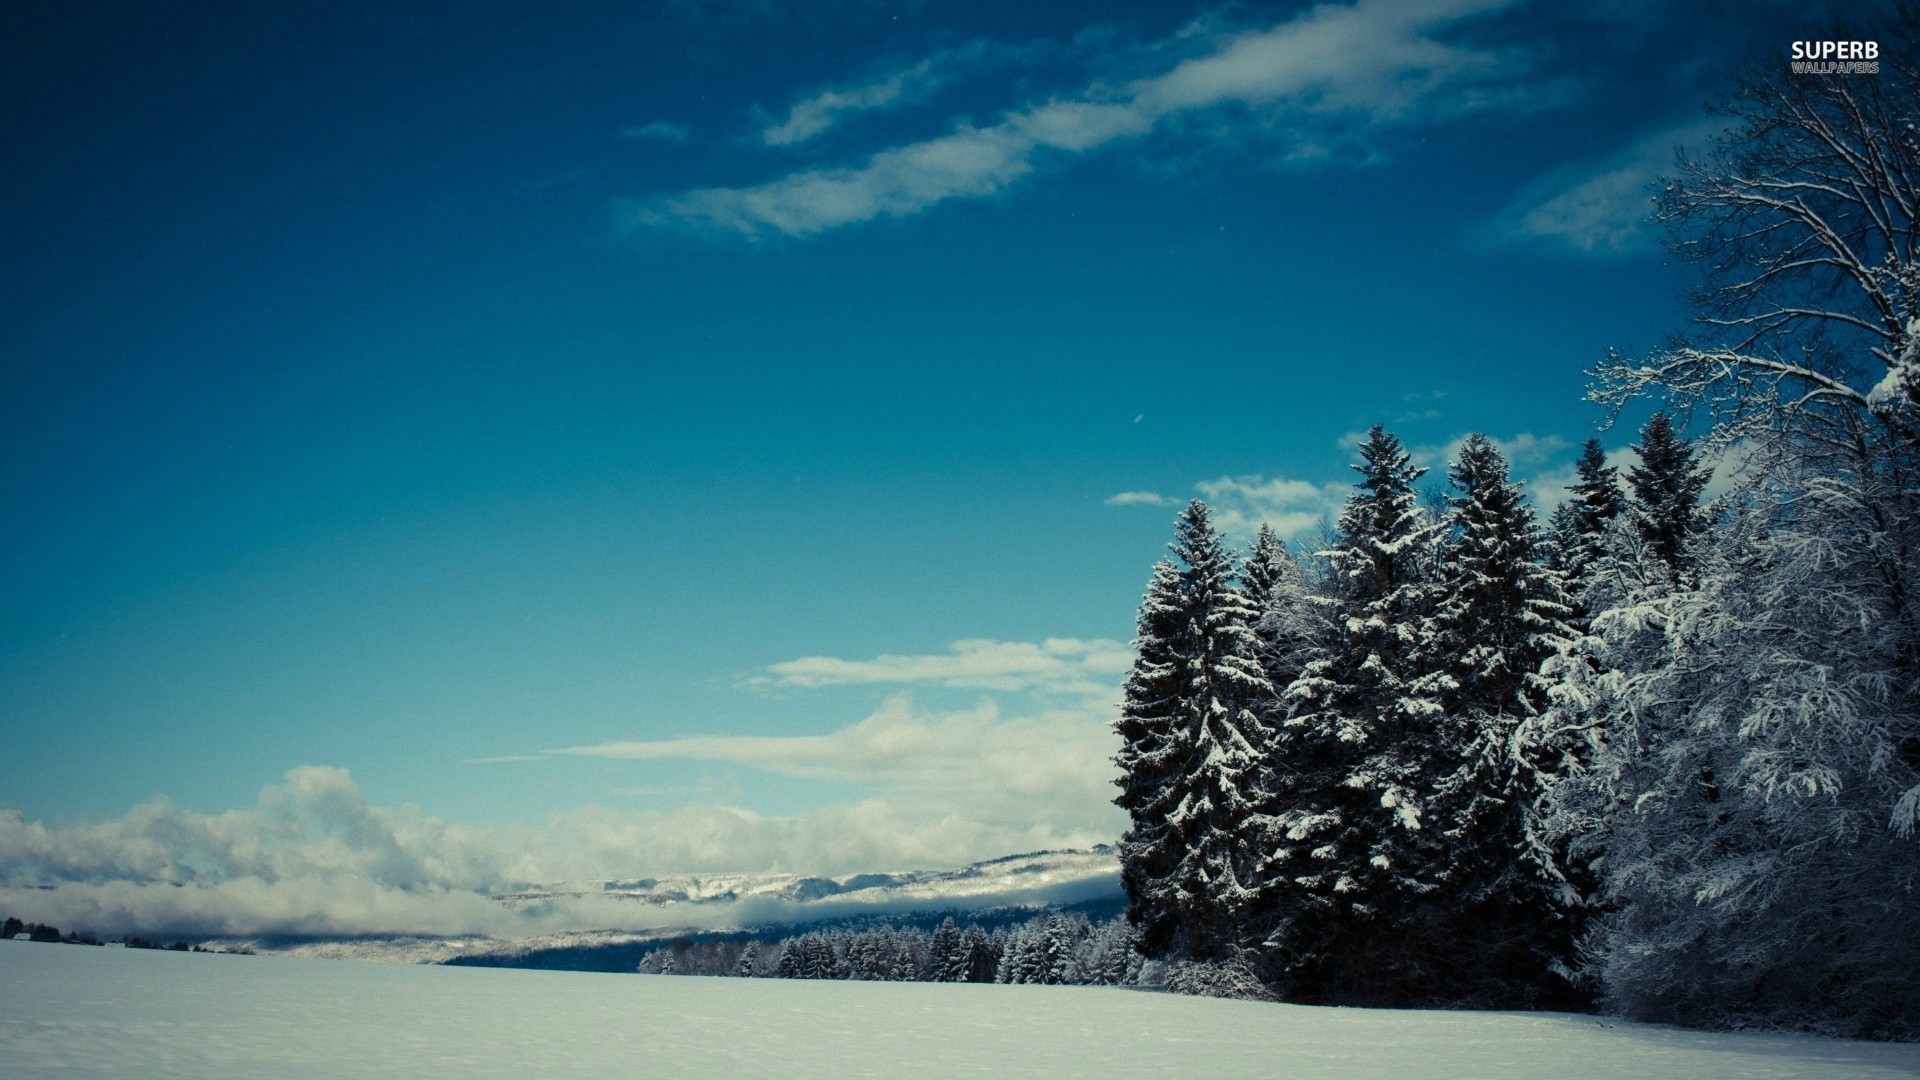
left=640, top=912, right=1142, bottom=987
left=1113, top=34, right=1920, bottom=1039
left=636, top=910, right=1257, bottom=997
left=0, top=915, right=224, bottom=953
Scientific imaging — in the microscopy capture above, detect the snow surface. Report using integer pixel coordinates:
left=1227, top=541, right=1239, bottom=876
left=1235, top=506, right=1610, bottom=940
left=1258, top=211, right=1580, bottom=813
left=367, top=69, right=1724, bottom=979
left=5, top=941, right=1919, bottom=1079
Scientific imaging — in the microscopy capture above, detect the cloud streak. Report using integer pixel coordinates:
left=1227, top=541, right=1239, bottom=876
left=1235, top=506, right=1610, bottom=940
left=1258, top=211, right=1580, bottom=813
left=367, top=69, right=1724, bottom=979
left=759, top=41, right=1006, bottom=146
left=633, top=0, right=1535, bottom=238
left=1104, top=490, right=1173, bottom=506
left=556, top=693, right=1121, bottom=830
left=761, top=637, right=1130, bottom=694
left=622, top=120, right=693, bottom=143
left=1488, top=116, right=1725, bottom=254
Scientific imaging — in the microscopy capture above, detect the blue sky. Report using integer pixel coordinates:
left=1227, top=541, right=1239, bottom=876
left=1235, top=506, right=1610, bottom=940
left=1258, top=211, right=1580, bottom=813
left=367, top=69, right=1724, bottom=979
left=0, top=0, right=1862, bottom=928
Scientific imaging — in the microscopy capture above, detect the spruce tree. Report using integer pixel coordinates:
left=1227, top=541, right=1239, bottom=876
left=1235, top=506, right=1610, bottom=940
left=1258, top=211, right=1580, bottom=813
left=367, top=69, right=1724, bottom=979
left=1114, top=500, right=1276, bottom=962
left=929, top=917, right=961, bottom=982
left=1548, top=438, right=1627, bottom=594
left=1422, top=434, right=1580, bottom=1004
left=1266, top=426, right=1443, bottom=1000
left=1240, top=524, right=1320, bottom=700
left=959, top=926, right=996, bottom=982
left=1627, top=413, right=1709, bottom=585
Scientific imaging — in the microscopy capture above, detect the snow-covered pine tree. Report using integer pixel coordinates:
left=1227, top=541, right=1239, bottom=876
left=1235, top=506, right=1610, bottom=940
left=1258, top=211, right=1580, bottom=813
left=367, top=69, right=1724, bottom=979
left=929, top=917, right=961, bottom=982
left=774, top=939, right=800, bottom=978
left=1547, top=439, right=1627, bottom=598
left=1627, top=413, right=1709, bottom=585
left=889, top=931, right=921, bottom=981
left=958, top=925, right=996, bottom=983
left=1038, top=914, right=1086, bottom=985
left=1418, top=434, right=1581, bottom=1005
left=1240, top=524, right=1322, bottom=702
left=736, top=941, right=758, bottom=978
left=995, top=923, right=1036, bottom=983
left=1114, top=500, right=1276, bottom=962
left=1265, top=425, right=1444, bottom=1001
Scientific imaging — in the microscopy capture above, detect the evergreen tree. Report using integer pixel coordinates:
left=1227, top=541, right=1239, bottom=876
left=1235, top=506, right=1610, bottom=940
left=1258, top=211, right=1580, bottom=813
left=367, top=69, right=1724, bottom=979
left=1421, top=434, right=1581, bottom=1005
left=958, top=925, right=997, bottom=983
left=1266, top=426, right=1444, bottom=1000
left=889, top=932, right=920, bottom=981
left=1240, top=524, right=1321, bottom=699
left=1432, top=435, right=1569, bottom=721
left=1114, top=501, right=1276, bottom=962
left=1548, top=438, right=1627, bottom=594
left=736, top=941, right=758, bottom=978
left=1627, top=413, right=1709, bottom=585
left=929, top=917, right=961, bottom=982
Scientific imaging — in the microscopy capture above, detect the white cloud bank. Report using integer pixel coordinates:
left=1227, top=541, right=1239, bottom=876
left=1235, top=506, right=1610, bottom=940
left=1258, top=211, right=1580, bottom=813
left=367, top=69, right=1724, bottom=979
left=1, top=640, right=1132, bottom=939
left=634, top=0, right=1536, bottom=238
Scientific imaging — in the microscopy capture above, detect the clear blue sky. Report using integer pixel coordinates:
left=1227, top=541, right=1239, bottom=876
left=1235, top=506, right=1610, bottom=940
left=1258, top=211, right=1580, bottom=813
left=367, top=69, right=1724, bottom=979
left=0, top=0, right=1853, bottom=885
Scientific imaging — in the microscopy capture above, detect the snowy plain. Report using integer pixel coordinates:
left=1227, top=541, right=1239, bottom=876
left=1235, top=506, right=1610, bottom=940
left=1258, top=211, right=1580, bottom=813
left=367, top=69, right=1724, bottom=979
left=4, top=940, right=1918, bottom=1079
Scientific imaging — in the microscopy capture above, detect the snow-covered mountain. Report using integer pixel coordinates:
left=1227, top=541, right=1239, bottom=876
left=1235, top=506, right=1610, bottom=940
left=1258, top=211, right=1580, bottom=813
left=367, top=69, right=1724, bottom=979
left=505, top=845, right=1119, bottom=910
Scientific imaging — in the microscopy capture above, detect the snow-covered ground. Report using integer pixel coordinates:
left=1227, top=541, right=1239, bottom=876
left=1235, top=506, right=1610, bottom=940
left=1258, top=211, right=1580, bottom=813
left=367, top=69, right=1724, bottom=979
left=4, top=941, right=1916, bottom=1079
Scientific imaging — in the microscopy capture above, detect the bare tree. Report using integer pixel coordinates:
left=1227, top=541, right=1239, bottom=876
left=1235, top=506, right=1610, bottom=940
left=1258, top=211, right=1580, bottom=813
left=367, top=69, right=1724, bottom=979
left=1592, top=21, right=1920, bottom=452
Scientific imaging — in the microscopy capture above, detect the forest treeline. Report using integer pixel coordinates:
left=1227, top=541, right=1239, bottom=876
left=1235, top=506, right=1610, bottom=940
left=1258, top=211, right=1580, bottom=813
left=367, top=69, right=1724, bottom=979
left=0, top=915, right=236, bottom=953
left=636, top=909, right=1256, bottom=997
left=1110, top=40, right=1920, bottom=1040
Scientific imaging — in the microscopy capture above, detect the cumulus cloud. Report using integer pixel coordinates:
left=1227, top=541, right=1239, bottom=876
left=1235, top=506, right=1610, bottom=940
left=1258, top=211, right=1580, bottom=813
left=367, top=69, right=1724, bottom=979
left=1195, top=474, right=1349, bottom=540
left=1132, top=430, right=1583, bottom=537
left=761, top=637, right=1130, bottom=694
left=633, top=0, right=1538, bottom=238
left=0, top=748, right=1123, bottom=938
left=1488, top=116, right=1725, bottom=254
left=1409, top=430, right=1570, bottom=474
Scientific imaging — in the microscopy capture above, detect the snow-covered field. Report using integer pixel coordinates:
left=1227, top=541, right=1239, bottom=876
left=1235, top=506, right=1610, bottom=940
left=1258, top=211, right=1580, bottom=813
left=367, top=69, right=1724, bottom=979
left=4, top=940, right=1917, bottom=1079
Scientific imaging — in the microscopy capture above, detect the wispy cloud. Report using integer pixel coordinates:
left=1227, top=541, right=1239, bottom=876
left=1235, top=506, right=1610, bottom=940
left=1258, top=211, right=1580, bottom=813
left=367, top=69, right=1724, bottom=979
left=1104, top=490, right=1173, bottom=507
left=1486, top=116, right=1724, bottom=254
left=760, top=41, right=1004, bottom=146
left=556, top=692, right=1119, bottom=827
left=622, top=120, right=693, bottom=143
left=633, top=0, right=1539, bottom=238
left=761, top=636, right=1130, bottom=695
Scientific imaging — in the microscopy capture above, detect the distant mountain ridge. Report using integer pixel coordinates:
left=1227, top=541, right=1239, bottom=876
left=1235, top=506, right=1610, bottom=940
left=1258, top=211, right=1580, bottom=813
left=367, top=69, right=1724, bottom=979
left=504, top=844, right=1117, bottom=909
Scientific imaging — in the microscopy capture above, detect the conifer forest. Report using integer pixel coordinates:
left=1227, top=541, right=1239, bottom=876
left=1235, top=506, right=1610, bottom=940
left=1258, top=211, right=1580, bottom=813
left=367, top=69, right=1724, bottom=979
left=1109, top=48, right=1920, bottom=1039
